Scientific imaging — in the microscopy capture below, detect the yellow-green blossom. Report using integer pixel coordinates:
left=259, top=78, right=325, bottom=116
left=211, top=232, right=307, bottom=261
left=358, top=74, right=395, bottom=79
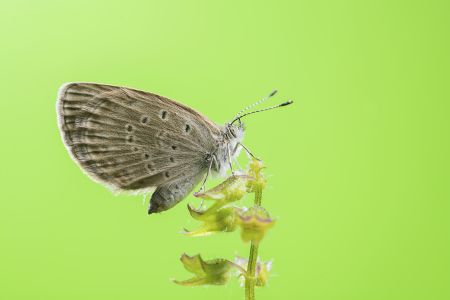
left=237, top=206, right=275, bottom=244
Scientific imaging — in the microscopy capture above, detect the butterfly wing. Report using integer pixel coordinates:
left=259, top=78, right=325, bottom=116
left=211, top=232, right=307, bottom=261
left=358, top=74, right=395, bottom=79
left=57, top=83, right=221, bottom=212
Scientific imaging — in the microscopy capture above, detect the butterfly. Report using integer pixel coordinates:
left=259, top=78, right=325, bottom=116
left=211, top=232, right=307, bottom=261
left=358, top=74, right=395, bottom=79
left=56, top=83, right=292, bottom=214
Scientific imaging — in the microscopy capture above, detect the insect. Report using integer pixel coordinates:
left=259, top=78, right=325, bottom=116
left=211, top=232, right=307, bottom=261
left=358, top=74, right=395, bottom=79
left=57, top=83, right=292, bottom=214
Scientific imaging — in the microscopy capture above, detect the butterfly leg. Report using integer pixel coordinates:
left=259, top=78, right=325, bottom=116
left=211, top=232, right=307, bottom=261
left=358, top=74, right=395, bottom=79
left=195, top=155, right=217, bottom=210
left=231, top=142, right=243, bottom=169
left=227, top=144, right=235, bottom=175
left=238, top=142, right=261, bottom=161
left=198, top=154, right=216, bottom=193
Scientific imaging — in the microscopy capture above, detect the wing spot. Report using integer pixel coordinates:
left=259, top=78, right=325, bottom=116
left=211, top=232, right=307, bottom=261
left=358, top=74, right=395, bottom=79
left=126, top=135, right=135, bottom=143
left=146, top=164, right=155, bottom=171
left=171, top=145, right=177, bottom=150
left=143, top=153, right=150, bottom=159
left=170, top=157, right=175, bottom=162
left=141, top=116, right=149, bottom=124
left=185, top=124, right=191, bottom=133
left=161, top=111, right=168, bottom=120
left=165, top=171, right=170, bottom=178
left=132, top=147, right=139, bottom=152
left=126, top=124, right=133, bottom=132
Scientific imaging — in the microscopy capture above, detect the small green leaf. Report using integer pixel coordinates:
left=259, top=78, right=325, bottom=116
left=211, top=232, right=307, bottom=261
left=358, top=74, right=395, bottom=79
left=183, top=206, right=239, bottom=236
left=194, top=174, right=252, bottom=203
left=174, top=254, right=235, bottom=286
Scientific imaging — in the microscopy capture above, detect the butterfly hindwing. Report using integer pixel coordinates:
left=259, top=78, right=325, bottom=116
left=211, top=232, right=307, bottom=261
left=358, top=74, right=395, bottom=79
left=149, top=166, right=206, bottom=213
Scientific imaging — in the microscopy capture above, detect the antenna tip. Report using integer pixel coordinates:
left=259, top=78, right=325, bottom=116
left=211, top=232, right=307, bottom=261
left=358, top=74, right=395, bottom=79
left=270, top=90, right=278, bottom=97
left=280, top=100, right=294, bottom=107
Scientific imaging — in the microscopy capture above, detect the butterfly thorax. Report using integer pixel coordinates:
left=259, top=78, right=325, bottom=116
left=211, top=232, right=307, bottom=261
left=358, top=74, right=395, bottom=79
left=210, top=123, right=245, bottom=176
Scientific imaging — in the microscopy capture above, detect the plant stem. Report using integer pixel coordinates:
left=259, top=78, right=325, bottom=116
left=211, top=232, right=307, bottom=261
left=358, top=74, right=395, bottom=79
left=254, top=188, right=262, bottom=206
left=245, top=187, right=263, bottom=300
left=245, top=243, right=258, bottom=300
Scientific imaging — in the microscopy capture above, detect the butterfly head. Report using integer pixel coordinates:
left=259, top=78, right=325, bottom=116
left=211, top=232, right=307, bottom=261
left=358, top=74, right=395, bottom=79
left=224, top=121, right=245, bottom=142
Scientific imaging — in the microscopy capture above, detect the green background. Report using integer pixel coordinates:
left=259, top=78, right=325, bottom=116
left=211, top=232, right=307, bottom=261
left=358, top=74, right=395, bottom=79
left=1, top=1, right=449, bottom=299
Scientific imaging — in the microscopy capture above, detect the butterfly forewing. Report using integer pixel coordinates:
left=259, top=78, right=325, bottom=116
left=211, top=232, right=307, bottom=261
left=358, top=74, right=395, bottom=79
left=57, top=83, right=221, bottom=204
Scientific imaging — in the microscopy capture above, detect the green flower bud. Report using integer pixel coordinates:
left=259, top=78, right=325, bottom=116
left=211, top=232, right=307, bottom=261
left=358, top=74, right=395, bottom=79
left=246, top=159, right=267, bottom=193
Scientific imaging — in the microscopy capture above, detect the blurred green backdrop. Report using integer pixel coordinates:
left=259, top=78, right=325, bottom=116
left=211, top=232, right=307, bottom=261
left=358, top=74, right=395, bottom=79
left=1, top=1, right=449, bottom=299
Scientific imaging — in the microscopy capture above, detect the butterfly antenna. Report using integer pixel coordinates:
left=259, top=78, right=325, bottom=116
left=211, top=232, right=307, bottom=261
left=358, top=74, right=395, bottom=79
left=232, top=90, right=278, bottom=121
left=230, top=100, right=293, bottom=125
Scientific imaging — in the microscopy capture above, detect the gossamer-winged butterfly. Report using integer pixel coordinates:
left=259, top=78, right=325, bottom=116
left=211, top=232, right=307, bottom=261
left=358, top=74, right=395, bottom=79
left=56, top=83, right=292, bottom=214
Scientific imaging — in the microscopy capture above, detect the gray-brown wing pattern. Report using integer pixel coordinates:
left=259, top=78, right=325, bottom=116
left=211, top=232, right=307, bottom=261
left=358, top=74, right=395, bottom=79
left=57, top=83, right=221, bottom=194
